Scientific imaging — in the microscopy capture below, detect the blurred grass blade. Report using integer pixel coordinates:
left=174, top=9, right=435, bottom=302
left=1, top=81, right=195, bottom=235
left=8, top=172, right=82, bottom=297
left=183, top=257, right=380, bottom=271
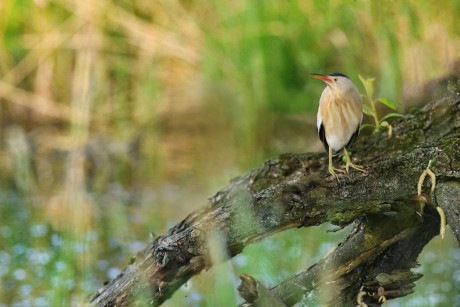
left=207, top=231, right=237, bottom=306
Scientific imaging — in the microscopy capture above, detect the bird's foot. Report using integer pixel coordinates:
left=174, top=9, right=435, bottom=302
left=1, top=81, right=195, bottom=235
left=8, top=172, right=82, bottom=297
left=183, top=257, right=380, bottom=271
left=417, top=160, right=445, bottom=239
left=341, top=160, right=365, bottom=174
left=328, top=164, right=345, bottom=181
left=341, top=148, right=365, bottom=174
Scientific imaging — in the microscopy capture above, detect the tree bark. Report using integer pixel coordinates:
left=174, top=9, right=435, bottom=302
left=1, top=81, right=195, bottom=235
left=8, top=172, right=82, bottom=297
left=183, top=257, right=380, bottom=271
left=91, top=80, right=460, bottom=306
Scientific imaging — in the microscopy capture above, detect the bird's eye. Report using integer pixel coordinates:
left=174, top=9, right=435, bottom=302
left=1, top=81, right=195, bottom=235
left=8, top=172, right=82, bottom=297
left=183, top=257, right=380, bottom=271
left=333, top=77, right=338, bottom=81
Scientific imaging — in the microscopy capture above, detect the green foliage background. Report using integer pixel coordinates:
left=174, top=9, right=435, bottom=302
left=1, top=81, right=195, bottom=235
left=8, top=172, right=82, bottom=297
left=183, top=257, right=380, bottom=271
left=0, top=0, right=458, bottom=306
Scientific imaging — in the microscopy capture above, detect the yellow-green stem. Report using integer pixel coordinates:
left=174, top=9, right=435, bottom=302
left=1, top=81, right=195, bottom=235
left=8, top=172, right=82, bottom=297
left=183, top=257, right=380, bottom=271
left=369, top=96, right=380, bottom=130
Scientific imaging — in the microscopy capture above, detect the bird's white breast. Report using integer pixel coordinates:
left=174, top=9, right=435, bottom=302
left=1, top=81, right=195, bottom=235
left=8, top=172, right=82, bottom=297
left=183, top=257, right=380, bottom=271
left=317, top=86, right=362, bottom=152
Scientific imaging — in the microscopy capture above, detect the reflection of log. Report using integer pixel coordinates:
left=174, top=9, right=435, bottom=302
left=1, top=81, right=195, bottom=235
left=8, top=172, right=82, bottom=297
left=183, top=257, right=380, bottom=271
left=91, top=82, right=459, bottom=306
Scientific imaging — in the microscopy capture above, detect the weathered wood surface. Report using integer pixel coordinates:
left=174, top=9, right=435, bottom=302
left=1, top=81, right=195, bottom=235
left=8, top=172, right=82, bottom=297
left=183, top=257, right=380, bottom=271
left=91, top=80, right=459, bottom=306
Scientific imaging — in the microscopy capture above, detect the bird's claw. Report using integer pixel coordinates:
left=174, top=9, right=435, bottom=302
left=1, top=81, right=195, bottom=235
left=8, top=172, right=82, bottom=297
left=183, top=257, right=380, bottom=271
left=329, top=164, right=345, bottom=181
left=342, top=148, right=365, bottom=174
left=417, top=160, right=445, bottom=239
left=341, top=161, right=365, bottom=174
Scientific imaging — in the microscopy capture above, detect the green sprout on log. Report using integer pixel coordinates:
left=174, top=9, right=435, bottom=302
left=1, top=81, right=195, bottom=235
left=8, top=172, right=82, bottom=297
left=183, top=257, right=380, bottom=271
left=358, top=75, right=405, bottom=138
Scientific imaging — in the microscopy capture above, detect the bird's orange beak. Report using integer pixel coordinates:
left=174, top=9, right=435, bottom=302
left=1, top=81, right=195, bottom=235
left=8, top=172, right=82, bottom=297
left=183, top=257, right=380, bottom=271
left=311, top=73, right=332, bottom=83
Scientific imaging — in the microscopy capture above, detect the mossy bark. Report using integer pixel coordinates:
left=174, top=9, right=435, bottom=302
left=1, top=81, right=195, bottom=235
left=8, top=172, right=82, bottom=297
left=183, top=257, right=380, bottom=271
left=91, top=81, right=460, bottom=306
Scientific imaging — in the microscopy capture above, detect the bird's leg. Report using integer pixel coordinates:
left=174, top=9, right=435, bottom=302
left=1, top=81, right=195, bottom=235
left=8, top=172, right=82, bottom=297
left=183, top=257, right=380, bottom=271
left=417, top=160, right=446, bottom=239
left=342, top=148, right=365, bottom=174
left=328, top=146, right=345, bottom=180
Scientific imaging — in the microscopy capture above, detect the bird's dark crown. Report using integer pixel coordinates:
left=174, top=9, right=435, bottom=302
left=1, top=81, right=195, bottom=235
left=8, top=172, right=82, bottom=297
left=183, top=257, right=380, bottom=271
left=328, top=72, right=349, bottom=78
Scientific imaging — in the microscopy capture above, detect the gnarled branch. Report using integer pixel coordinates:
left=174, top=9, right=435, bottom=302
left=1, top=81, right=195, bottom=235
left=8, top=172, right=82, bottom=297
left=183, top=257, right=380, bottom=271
left=91, top=80, right=460, bottom=306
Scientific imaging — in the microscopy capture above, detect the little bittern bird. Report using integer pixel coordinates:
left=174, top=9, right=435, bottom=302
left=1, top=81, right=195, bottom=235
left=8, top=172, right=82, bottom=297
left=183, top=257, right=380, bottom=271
left=311, top=73, right=364, bottom=180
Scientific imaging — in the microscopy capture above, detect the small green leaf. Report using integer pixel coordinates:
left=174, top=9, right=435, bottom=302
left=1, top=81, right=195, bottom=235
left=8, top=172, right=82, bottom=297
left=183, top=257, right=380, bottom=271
left=358, top=74, right=366, bottom=88
left=377, top=97, right=397, bottom=110
left=379, top=112, right=406, bottom=122
left=360, top=123, right=375, bottom=130
left=380, top=120, right=389, bottom=127
left=358, top=75, right=374, bottom=99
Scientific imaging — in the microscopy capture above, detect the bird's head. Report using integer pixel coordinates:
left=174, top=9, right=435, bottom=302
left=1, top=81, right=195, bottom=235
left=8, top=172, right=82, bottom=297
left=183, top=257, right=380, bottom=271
left=311, top=73, right=355, bottom=93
